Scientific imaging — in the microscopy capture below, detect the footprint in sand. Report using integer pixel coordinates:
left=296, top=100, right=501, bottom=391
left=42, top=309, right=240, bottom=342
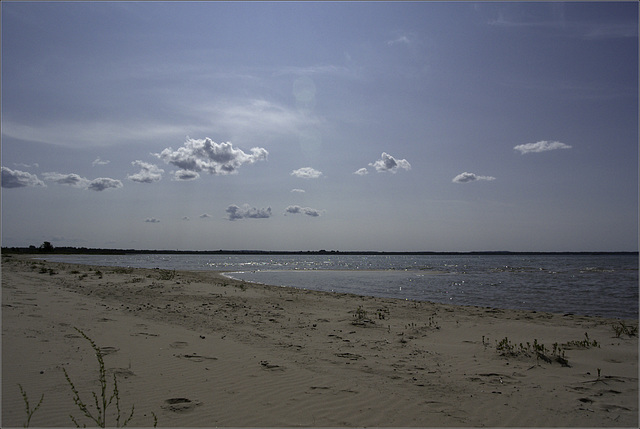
left=162, top=398, right=202, bottom=412
left=132, top=332, right=159, bottom=337
left=175, top=353, right=218, bottom=362
left=260, top=360, right=285, bottom=370
left=109, top=368, right=136, bottom=379
left=99, top=346, right=119, bottom=355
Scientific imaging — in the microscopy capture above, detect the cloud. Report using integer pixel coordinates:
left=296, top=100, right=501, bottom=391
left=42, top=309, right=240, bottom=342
left=1, top=167, right=46, bottom=188
left=198, top=98, right=324, bottom=141
left=387, top=35, right=411, bottom=46
left=484, top=4, right=636, bottom=40
left=353, top=168, right=369, bottom=176
left=226, top=204, right=272, bottom=221
left=514, top=140, right=572, bottom=154
left=182, top=216, right=190, bottom=221
left=452, top=172, right=496, bottom=184
left=291, top=167, right=323, bottom=179
left=155, top=137, right=268, bottom=175
left=291, top=188, right=306, bottom=193
left=87, top=178, right=123, bottom=191
left=369, top=152, right=411, bottom=173
left=14, top=163, right=39, bottom=169
left=581, top=23, right=638, bottom=40
left=285, top=205, right=322, bottom=217
left=42, top=172, right=123, bottom=191
left=199, top=213, right=211, bottom=219
left=42, top=172, right=90, bottom=188
left=173, top=170, right=200, bottom=181
left=92, top=157, right=110, bottom=167
left=145, top=218, right=160, bottom=223
left=127, top=160, right=164, bottom=183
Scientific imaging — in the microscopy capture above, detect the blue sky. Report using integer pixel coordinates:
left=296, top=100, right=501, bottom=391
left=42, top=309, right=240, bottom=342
left=1, top=1, right=638, bottom=252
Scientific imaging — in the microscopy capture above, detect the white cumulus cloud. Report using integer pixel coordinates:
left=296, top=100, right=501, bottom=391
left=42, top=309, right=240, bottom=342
left=369, top=152, right=411, bottom=173
left=42, top=172, right=123, bottom=191
left=92, top=157, right=110, bottom=166
left=291, top=167, right=323, bottom=179
left=285, top=205, right=322, bottom=217
left=452, top=172, right=496, bottom=184
left=173, top=170, right=200, bottom=181
left=226, top=204, right=272, bottom=221
left=291, top=188, right=306, bottom=193
left=43, top=172, right=90, bottom=188
left=128, top=160, right=164, bottom=183
left=87, top=178, right=123, bottom=192
left=514, top=140, right=572, bottom=154
left=1, top=167, right=46, bottom=188
left=155, top=137, right=268, bottom=175
left=353, top=168, right=369, bottom=176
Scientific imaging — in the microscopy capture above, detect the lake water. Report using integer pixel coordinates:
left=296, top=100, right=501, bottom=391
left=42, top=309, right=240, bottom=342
left=39, top=253, right=638, bottom=319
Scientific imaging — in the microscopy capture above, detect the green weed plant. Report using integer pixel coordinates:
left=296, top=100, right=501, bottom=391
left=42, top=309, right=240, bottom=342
left=612, top=321, right=638, bottom=338
left=495, top=337, right=570, bottom=366
left=62, top=328, right=135, bottom=427
left=18, top=384, right=44, bottom=428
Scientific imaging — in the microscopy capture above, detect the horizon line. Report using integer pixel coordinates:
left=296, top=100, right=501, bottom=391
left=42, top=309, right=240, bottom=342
left=2, top=246, right=638, bottom=256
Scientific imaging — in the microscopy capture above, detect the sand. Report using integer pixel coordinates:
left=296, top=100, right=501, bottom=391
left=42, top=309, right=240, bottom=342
left=1, top=254, right=637, bottom=427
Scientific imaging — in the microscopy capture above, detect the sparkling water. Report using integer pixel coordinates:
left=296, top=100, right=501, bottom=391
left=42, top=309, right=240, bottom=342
left=39, top=253, right=638, bottom=319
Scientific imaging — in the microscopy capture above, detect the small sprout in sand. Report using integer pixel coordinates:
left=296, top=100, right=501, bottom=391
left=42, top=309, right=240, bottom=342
left=612, top=321, right=638, bottom=338
left=495, top=337, right=570, bottom=367
left=39, top=267, right=57, bottom=275
left=563, top=332, right=600, bottom=349
left=428, top=314, right=440, bottom=329
left=376, top=307, right=390, bottom=320
left=352, top=306, right=374, bottom=326
left=18, top=384, right=44, bottom=428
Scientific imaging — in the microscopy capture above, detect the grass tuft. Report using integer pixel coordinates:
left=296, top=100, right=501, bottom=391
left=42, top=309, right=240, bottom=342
left=157, top=269, right=176, bottom=281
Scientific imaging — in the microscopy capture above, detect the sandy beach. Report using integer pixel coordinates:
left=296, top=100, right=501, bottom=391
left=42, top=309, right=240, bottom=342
left=2, top=254, right=637, bottom=427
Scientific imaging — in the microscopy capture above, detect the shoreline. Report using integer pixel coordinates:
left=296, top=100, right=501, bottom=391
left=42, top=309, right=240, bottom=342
left=2, top=255, right=638, bottom=427
left=19, top=253, right=640, bottom=320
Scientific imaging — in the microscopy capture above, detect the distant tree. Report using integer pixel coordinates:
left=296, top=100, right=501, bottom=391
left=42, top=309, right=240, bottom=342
left=39, top=241, right=54, bottom=253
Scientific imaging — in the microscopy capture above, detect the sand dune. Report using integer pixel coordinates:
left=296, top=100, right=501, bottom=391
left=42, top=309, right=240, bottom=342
left=2, top=255, right=637, bottom=427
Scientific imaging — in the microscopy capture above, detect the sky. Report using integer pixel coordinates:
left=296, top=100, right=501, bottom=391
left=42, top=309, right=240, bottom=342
left=1, top=1, right=638, bottom=252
